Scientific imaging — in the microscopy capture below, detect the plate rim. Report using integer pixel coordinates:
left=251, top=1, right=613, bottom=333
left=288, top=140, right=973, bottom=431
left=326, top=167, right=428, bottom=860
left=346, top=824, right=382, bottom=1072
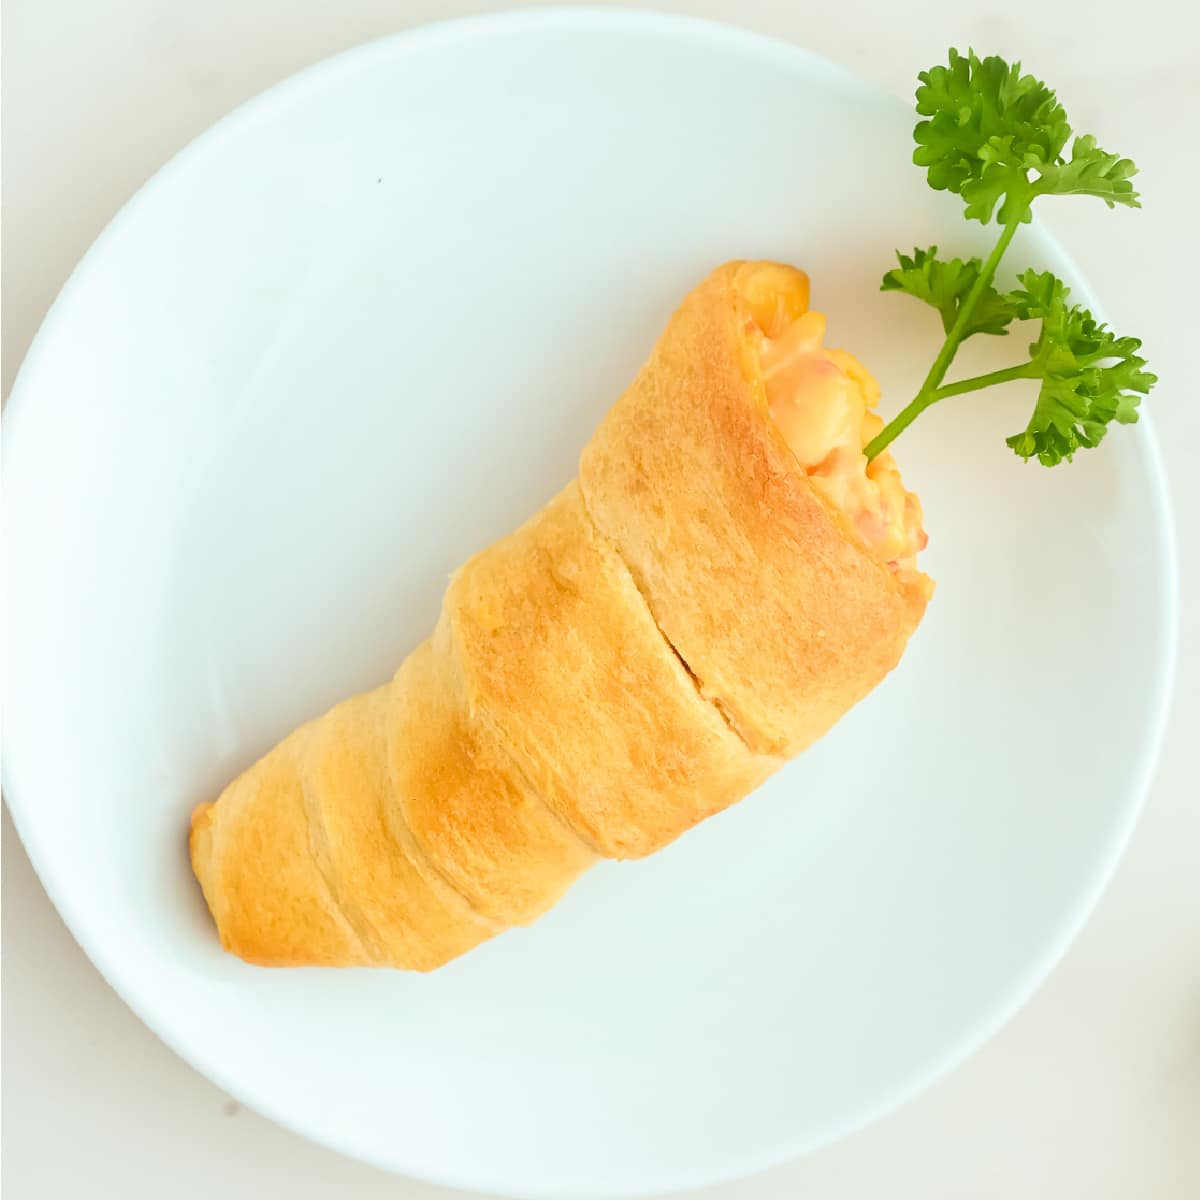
left=1, top=8, right=1180, bottom=1197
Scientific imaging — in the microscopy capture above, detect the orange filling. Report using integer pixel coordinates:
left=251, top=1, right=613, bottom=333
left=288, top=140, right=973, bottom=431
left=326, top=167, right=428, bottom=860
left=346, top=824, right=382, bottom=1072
left=744, top=272, right=927, bottom=574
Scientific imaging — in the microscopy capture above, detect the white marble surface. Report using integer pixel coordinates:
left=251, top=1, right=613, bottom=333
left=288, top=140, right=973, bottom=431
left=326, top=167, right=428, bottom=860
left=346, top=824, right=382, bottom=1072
left=3, top=2, right=1197, bottom=1197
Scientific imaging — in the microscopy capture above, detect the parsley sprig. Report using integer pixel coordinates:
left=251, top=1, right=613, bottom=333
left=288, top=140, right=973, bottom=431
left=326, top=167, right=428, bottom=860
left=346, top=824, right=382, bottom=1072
left=864, top=49, right=1155, bottom=467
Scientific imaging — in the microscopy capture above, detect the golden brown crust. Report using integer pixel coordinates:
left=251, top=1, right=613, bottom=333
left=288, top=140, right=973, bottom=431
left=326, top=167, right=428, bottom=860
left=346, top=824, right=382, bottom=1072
left=189, top=734, right=374, bottom=968
left=189, top=687, right=499, bottom=970
left=190, top=260, right=932, bottom=969
left=387, top=635, right=597, bottom=926
left=447, top=482, right=782, bottom=859
left=301, top=688, right=497, bottom=969
left=579, top=261, right=929, bottom=756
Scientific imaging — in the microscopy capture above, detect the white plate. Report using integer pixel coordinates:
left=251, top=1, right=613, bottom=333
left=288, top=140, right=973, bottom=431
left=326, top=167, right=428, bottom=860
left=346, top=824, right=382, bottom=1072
left=2, top=10, right=1177, bottom=1198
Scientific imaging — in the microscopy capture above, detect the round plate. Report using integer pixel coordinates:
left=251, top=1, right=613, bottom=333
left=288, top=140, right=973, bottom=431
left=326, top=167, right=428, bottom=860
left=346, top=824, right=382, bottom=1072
left=2, top=11, right=1176, bottom=1198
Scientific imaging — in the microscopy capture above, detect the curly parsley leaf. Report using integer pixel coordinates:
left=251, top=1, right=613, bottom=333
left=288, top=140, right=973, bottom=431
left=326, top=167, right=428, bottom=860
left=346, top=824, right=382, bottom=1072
left=1031, top=134, right=1141, bottom=207
left=1004, top=271, right=1155, bottom=465
left=882, top=246, right=1019, bottom=337
left=913, top=49, right=1069, bottom=223
left=911, top=49, right=1139, bottom=224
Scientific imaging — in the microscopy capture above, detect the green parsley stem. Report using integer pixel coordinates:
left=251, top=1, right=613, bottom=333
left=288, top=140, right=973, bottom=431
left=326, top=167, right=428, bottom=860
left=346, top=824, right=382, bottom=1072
left=865, top=212, right=1024, bottom=460
left=930, top=361, right=1041, bottom=399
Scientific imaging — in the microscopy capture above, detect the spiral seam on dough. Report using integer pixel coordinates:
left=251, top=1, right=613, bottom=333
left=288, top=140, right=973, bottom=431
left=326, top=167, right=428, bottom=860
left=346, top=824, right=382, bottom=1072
left=439, top=487, right=769, bottom=867
left=295, top=736, right=386, bottom=963
left=374, top=650, right=593, bottom=932
left=575, top=480, right=759, bottom=755
left=445, top=628, right=601, bottom=864
left=465, top=698, right=610, bottom=861
left=370, top=688, right=508, bottom=936
left=365, top=678, right=504, bottom=935
left=432, top=627, right=598, bottom=922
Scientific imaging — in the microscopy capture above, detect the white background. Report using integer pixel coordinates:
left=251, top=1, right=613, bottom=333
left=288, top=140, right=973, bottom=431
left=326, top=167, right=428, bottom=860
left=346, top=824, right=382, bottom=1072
left=2, top=2, right=1197, bottom=1198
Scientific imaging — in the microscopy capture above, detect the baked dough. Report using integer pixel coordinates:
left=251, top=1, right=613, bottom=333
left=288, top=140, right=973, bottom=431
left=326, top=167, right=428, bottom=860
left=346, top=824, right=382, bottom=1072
left=190, top=261, right=930, bottom=969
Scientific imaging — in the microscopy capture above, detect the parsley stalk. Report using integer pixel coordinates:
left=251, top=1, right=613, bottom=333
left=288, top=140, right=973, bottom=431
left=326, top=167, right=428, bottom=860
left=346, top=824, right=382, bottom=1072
left=864, top=50, right=1155, bottom=467
left=864, top=213, right=1022, bottom=459
left=927, top=361, right=1041, bottom=399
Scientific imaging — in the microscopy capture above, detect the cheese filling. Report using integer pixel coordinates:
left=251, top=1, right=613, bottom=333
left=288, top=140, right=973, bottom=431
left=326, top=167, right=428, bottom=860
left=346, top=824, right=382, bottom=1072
left=749, top=295, right=927, bottom=574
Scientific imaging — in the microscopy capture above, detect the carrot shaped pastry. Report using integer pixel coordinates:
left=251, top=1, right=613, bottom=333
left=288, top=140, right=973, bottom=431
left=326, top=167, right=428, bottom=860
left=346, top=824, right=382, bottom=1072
left=190, top=261, right=931, bottom=968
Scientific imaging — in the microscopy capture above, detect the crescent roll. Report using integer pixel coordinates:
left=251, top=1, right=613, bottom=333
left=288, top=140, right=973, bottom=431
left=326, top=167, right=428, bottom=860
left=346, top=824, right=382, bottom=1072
left=190, top=261, right=931, bottom=968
